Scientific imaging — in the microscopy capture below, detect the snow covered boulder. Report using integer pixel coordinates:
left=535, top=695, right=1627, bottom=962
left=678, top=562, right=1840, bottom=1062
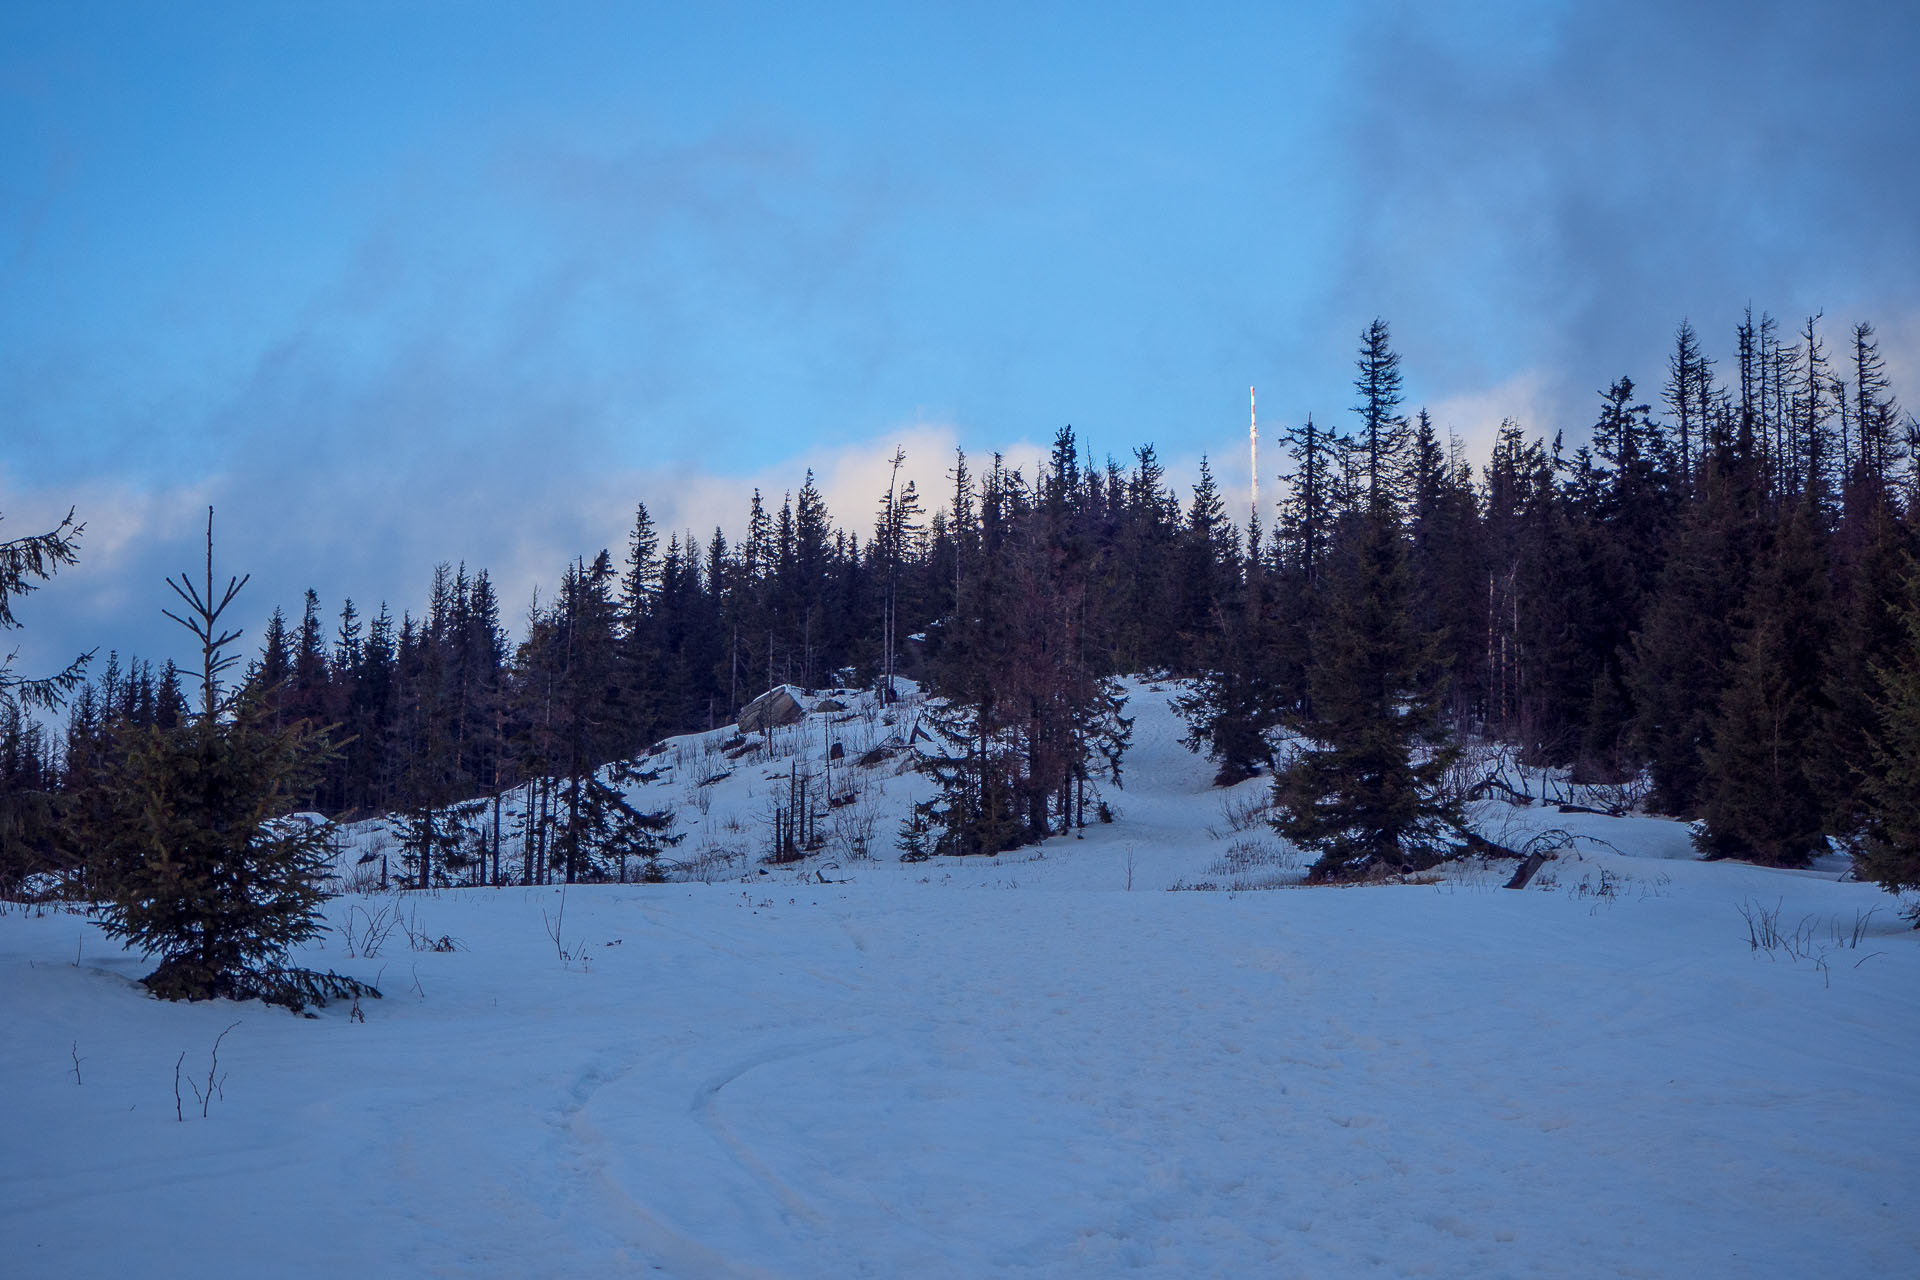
left=737, top=686, right=805, bottom=734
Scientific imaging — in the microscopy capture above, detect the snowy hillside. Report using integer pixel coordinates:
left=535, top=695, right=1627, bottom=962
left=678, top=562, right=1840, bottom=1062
left=4, top=681, right=1917, bottom=1278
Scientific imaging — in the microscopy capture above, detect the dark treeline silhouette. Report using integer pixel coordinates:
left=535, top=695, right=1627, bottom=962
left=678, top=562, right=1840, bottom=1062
left=13, top=310, right=1920, bottom=895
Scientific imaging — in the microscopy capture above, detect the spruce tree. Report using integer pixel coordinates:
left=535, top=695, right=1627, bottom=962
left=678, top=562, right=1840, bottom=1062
left=1818, top=495, right=1911, bottom=833
left=1407, top=417, right=1485, bottom=724
left=1627, top=422, right=1763, bottom=814
left=1352, top=319, right=1409, bottom=509
left=0, top=505, right=90, bottom=892
left=1849, top=321, right=1901, bottom=492
left=0, top=700, right=61, bottom=893
left=577, top=758, right=681, bottom=882
left=250, top=606, right=292, bottom=725
left=1855, top=557, right=1920, bottom=910
left=618, top=501, right=665, bottom=746
left=392, top=594, right=468, bottom=887
left=1268, top=322, right=1463, bottom=877
left=1273, top=414, right=1343, bottom=716
left=286, top=587, right=330, bottom=726
left=0, top=505, right=91, bottom=714
left=541, top=552, right=640, bottom=882
left=1693, top=498, right=1832, bottom=866
left=354, top=604, right=400, bottom=814
left=1663, top=319, right=1713, bottom=482
left=874, top=450, right=922, bottom=698
left=1177, top=518, right=1288, bottom=787
left=1272, top=510, right=1462, bottom=880
left=1173, top=457, right=1236, bottom=669
left=88, top=510, right=371, bottom=1010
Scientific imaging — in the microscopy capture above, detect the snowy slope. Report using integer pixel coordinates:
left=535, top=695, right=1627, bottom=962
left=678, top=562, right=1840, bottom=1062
left=3, top=681, right=1917, bottom=1278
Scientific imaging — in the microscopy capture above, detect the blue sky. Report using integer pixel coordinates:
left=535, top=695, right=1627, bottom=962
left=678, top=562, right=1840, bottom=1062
left=4, top=0, right=1918, bottom=679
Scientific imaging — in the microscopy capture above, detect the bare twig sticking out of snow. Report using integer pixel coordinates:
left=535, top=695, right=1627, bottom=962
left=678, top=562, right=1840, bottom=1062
left=542, top=883, right=588, bottom=969
left=1737, top=899, right=1884, bottom=986
left=182, top=1021, right=240, bottom=1120
left=343, top=900, right=401, bottom=958
left=398, top=900, right=461, bottom=953
left=1206, top=789, right=1273, bottom=840
left=543, top=887, right=567, bottom=964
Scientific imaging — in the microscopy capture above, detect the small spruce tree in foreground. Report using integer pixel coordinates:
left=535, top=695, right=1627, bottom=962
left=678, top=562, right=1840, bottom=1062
left=89, top=510, right=374, bottom=1011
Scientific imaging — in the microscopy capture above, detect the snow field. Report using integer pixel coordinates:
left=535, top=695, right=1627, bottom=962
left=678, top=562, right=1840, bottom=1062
left=3, top=682, right=1916, bottom=1277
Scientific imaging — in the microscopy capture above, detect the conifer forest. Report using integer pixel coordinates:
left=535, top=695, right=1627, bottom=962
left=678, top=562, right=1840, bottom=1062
left=9, top=312, right=1919, bottom=907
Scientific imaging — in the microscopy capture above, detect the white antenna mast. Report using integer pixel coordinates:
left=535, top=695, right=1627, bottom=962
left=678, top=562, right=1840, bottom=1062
left=1249, top=385, right=1258, bottom=526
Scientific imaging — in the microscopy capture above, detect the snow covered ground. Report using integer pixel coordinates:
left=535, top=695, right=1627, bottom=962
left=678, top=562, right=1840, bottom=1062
left=4, top=681, right=1917, bottom=1278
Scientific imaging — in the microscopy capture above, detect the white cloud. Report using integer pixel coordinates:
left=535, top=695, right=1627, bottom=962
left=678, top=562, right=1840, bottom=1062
left=3, top=420, right=1059, bottom=682
left=1871, top=307, right=1920, bottom=417
left=1426, top=368, right=1561, bottom=468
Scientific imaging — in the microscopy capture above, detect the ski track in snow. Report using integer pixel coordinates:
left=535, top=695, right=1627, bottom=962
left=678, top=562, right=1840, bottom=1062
left=3, top=679, right=1918, bottom=1277
left=686, top=1035, right=869, bottom=1230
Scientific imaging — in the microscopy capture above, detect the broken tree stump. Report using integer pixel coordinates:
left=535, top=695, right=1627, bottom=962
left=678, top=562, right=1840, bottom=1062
left=1505, top=850, right=1552, bottom=890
